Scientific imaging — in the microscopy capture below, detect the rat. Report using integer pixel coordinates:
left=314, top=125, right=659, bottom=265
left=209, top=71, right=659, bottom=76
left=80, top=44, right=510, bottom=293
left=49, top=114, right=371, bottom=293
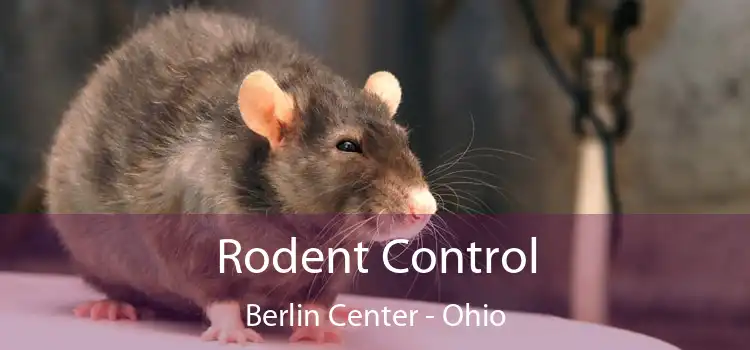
left=43, top=8, right=438, bottom=345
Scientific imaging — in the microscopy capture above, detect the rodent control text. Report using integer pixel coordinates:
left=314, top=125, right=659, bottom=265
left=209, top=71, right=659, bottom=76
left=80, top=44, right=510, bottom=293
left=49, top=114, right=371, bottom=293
left=220, top=237, right=537, bottom=275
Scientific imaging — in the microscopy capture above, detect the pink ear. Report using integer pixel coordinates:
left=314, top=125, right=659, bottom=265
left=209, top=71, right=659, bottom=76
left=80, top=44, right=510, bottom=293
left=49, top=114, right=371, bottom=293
left=237, top=70, right=295, bottom=149
left=364, top=71, right=402, bottom=118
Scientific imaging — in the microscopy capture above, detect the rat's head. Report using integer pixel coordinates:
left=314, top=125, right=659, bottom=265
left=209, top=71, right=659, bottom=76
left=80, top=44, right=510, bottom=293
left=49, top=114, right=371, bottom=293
left=237, top=70, right=437, bottom=243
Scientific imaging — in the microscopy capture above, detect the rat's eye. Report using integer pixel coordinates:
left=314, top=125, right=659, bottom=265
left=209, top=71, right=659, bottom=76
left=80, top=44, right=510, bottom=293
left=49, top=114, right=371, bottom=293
left=336, top=140, right=362, bottom=153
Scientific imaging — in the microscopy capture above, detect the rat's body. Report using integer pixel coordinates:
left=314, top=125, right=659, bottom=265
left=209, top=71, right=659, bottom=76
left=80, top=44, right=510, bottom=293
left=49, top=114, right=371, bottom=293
left=44, top=9, right=437, bottom=344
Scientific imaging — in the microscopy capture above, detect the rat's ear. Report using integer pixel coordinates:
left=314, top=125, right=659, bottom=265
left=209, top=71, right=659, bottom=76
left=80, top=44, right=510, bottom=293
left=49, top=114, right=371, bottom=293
left=364, top=71, right=401, bottom=118
left=237, top=70, right=295, bottom=149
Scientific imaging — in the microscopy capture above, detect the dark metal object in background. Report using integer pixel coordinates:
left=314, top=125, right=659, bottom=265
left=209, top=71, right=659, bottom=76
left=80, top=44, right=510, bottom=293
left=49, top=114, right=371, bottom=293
left=517, top=0, right=641, bottom=258
left=568, top=0, right=640, bottom=258
left=569, top=0, right=640, bottom=141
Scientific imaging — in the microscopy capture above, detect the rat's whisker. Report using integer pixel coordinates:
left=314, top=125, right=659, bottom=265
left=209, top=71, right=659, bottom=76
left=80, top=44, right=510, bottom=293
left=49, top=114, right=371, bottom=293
left=351, top=229, right=378, bottom=290
left=403, top=237, right=423, bottom=299
left=308, top=215, right=376, bottom=301
left=438, top=196, right=506, bottom=240
left=429, top=146, right=533, bottom=174
left=446, top=147, right=533, bottom=161
left=304, top=214, right=349, bottom=296
left=432, top=224, right=444, bottom=301
left=313, top=216, right=347, bottom=250
left=349, top=210, right=382, bottom=291
left=431, top=217, right=459, bottom=248
left=433, top=187, right=487, bottom=215
left=431, top=168, right=506, bottom=184
left=431, top=183, right=463, bottom=213
left=439, top=177, right=509, bottom=200
left=314, top=196, right=375, bottom=248
left=438, top=187, right=500, bottom=215
left=435, top=191, right=487, bottom=214
left=426, top=113, right=476, bottom=178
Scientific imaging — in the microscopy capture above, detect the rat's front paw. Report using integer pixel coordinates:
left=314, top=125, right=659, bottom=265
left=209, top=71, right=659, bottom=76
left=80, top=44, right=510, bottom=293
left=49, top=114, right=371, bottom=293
left=289, top=304, right=344, bottom=344
left=289, top=323, right=342, bottom=344
left=201, top=325, right=264, bottom=345
left=202, top=301, right=263, bottom=344
left=73, top=299, right=138, bottom=321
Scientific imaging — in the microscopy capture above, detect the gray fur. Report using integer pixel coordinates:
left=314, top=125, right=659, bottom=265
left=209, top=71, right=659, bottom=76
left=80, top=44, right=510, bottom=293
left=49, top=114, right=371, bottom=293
left=43, top=9, right=428, bottom=324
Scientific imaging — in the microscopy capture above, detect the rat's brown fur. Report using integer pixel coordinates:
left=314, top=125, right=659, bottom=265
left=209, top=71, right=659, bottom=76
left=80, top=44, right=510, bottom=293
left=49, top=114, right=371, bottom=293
left=44, top=9, right=430, bottom=323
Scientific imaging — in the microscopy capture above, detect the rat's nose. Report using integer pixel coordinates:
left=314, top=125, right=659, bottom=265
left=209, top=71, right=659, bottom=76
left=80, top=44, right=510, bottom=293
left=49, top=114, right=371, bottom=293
left=407, top=187, right=438, bottom=219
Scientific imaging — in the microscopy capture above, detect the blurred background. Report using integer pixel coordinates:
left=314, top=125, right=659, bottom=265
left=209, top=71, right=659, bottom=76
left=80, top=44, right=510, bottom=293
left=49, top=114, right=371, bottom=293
left=0, top=0, right=748, bottom=349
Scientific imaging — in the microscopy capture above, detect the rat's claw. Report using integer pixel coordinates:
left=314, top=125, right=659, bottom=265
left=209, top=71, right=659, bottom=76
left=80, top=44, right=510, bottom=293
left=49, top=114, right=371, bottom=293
left=120, top=304, right=138, bottom=320
left=200, top=327, right=219, bottom=341
left=73, top=299, right=138, bottom=321
left=201, top=326, right=264, bottom=345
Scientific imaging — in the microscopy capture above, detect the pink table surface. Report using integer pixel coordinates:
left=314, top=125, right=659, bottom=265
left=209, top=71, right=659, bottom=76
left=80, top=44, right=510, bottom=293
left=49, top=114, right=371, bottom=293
left=0, top=272, right=679, bottom=349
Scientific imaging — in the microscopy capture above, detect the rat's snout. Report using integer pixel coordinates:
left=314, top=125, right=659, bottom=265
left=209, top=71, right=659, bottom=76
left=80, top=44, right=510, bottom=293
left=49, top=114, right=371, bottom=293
left=367, top=186, right=437, bottom=242
left=407, top=187, right=437, bottom=218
